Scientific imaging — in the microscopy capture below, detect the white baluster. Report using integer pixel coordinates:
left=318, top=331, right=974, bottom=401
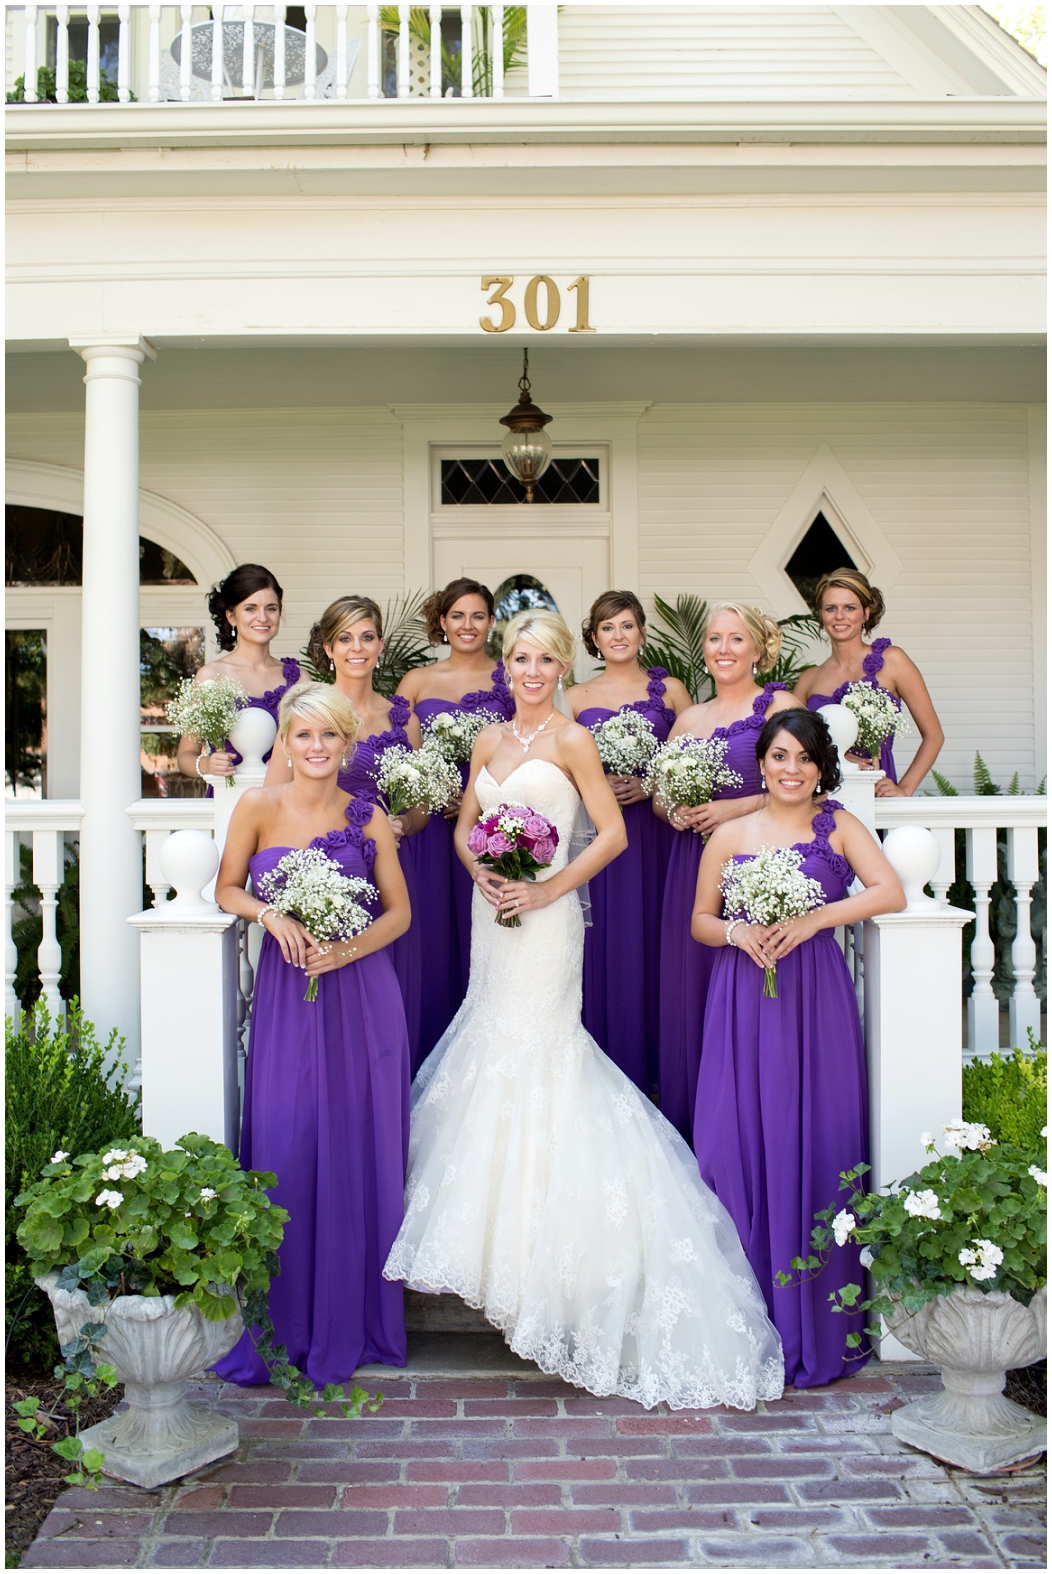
left=273, top=2, right=286, bottom=98
left=241, top=0, right=254, bottom=93
left=929, top=824, right=955, bottom=907
left=211, top=1, right=225, bottom=100
left=367, top=1, right=380, bottom=98
left=178, top=2, right=192, bottom=100
left=144, top=829, right=173, bottom=906
left=334, top=0, right=347, bottom=97
left=1007, top=825, right=1042, bottom=1046
left=425, top=0, right=441, bottom=98
left=303, top=1, right=316, bottom=99
left=33, top=831, right=64, bottom=1022
left=491, top=1, right=503, bottom=97
left=148, top=2, right=162, bottom=102
left=966, top=825, right=1000, bottom=1056
left=396, top=4, right=410, bottom=96
left=23, top=3, right=38, bottom=102
left=86, top=3, right=101, bottom=102
left=5, top=831, right=20, bottom=1021
left=55, top=4, right=70, bottom=103
left=117, top=2, right=130, bottom=101
left=460, top=2, right=472, bottom=96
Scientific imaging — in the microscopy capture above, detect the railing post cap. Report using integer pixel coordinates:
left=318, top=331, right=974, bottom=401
left=159, top=828, right=219, bottom=909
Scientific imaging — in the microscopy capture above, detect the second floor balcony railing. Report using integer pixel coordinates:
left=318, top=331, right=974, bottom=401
left=5, top=2, right=559, bottom=106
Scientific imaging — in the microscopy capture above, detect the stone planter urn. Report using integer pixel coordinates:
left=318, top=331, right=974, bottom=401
left=38, top=1271, right=244, bottom=1489
left=888, top=1284, right=1046, bottom=1473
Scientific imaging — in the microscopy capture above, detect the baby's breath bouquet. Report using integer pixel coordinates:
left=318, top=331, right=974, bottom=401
left=840, top=681, right=910, bottom=763
left=590, top=711, right=659, bottom=778
left=256, top=847, right=376, bottom=1001
left=376, top=744, right=461, bottom=818
left=643, top=734, right=743, bottom=808
left=421, top=709, right=491, bottom=767
left=165, top=676, right=249, bottom=786
left=720, top=845, right=825, bottom=998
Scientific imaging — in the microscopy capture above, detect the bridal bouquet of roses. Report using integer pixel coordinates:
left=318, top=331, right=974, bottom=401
left=720, top=846, right=825, bottom=998
left=256, top=847, right=377, bottom=1001
left=421, top=709, right=492, bottom=768
left=643, top=734, right=743, bottom=809
left=376, top=744, right=461, bottom=818
left=165, top=675, right=249, bottom=787
left=590, top=711, right=659, bottom=778
left=467, top=803, right=560, bottom=928
left=840, top=681, right=910, bottom=764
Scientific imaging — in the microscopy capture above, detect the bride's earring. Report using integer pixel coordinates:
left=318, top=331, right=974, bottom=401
left=285, top=753, right=292, bottom=766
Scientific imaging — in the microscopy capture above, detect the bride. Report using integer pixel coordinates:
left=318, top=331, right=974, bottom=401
left=384, top=609, right=784, bottom=1410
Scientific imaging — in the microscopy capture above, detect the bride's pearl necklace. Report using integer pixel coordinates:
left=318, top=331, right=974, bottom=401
left=512, top=711, right=556, bottom=753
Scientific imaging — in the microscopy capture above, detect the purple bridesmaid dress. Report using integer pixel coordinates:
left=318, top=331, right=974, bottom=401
left=694, top=800, right=869, bottom=1388
left=410, top=665, right=514, bottom=1062
left=337, top=695, right=423, bottom=1072
left=576, top=668, right=676, bottom=1094
left=205, top=656, right=301, bottom=797
left=215, top=799, right=410, bottom=1386
left=806, top=638, right=899, bottom=782
left=656, top=681, right=787, bottom=1144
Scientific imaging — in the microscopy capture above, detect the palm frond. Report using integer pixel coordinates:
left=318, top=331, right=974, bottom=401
left=299, top=591, right=432, bottom=697
left=644, top=595, right=713, bottom=704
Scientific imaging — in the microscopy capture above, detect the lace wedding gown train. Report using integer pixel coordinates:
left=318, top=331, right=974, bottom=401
left=383, top=759, right=784, bottom=1410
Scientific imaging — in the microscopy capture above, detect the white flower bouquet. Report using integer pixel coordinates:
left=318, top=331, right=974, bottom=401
left=840, top=681, right=910, bottom=763
left=421, top=709, right=491, bottom=767
left=376, top=744, right=461, bottom=818
left=256, top=847, right=376, bottom=1001
left=643, top=734, right=743, bottom=808
left=165, top=676, right=249, bottom=787
left=589, top=711, right=659, bottom=778
left=720, top=845, right=825, bottom=997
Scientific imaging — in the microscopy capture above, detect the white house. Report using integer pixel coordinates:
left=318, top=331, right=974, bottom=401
left=4, top=5, right=1046, bottom=1178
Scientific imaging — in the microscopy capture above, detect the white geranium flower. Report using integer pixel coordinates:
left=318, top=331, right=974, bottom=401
left=920, top=1131, right=934, bottom=1151
left=102, top=1149, right=129, bottom=1164
left=199, top=1187, right=218, bottom=1201
left=859, top=1245, right=876, bottom=1269
left=832, top=1209, right=857, bottom=1247
left=903, top=1189, right=942, bottom=1220
left=50, top=1150, right=69, bottom=1163
left=1028, top=1166, right=1047, bottom=1188
left=941, top=1120, right=994, bottom=1153
left=1041, top=1125, right=1048, bottom=1139
left=959, top=1238, right=1003, bottom=1283
left=95, top=1189, right=124, bottom=1209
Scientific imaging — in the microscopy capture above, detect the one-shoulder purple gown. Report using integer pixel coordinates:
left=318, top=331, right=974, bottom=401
left=338, top=694, right=423, bottom=1071
left=215, top=799, right=410, bottom=1386
left=577, top=668, right=676, bottom=1095
left=657, top=681, right=787, bottom=1144
left=694, top=800, right=869, bottom=1388
left=205, top=656, right=301, bottom=798
left=410, top=666, right=514, bottom=1062
left=806, top=638, right=899, bottom=782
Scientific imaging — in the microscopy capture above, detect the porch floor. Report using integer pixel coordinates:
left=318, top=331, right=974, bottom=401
left=20, top=1354, right=1046, bottom=1569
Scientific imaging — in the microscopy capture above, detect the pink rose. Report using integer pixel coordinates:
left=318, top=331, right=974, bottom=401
left=502, top=804, right=530, bottom=819
left=522, top=815, right=551, bottom=838
left=487, top=832, right=513, bottom=856
left=467, top=825, right=488, bottom=854
left=531, top=838, right=556, bottom=865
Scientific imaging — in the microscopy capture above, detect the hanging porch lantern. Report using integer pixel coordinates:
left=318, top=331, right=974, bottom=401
left=499, top=349, right=553, bottom=504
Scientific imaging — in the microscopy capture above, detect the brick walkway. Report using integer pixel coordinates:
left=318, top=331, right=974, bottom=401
left=22, top=1366, right=1046, bottom=1569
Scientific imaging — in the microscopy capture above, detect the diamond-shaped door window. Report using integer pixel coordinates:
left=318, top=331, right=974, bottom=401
left=784, top=513, right=857, bottom=611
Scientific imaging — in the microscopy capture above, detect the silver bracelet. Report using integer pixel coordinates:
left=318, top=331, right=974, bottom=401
left=195, top=753, right=210, bottom=780
left=725, top=918, right=743, bottom=948
left=256, top=906, right=276, bottom=928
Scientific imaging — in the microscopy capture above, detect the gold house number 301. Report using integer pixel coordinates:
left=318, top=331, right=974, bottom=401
left=480, top=275, right=595, bottom=334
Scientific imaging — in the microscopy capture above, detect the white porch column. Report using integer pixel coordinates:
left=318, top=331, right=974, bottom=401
left=69, top=334, right=156, bottom=1069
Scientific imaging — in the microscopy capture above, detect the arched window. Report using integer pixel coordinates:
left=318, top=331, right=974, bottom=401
left=5, top=506, right=195, bottom=586
left=488, top=574, right=560, bottom=658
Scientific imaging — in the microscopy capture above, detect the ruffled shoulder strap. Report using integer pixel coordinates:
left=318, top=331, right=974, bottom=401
left=489, top=662, right=515, bottom=718
left=810, top=797, right=844, bottom=846
left=281, top=656, right=301, bottom=685
left=863, top=638, right=891, bottom=679
left=644, top=666, right=676, bottom=726
left=753, top=680, right=787, bottom=715
left=388, top=692, right=411, bottom=727
left=342, top=796, right=378, bottom=871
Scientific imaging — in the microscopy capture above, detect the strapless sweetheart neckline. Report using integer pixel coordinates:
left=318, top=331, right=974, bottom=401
left=477, top=759, right=577, bottom=794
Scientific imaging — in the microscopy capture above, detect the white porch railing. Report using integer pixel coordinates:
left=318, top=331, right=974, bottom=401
left=4, top=3, right=558, bottom=104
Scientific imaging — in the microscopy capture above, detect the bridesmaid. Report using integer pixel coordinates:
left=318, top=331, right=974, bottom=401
left=653, top=603, right=802, bottom=1143
left=692, top=709, right=905, bottom=1387
left=176, top=563, right=301, bottom=791
left=266, top=595, right=427, bottom=1073
left=794, top=568, right=944, bottom=796
left=397, top=578, right=514, bottom=1059
left=214, top=681, right=411, bottom=1384
left=571, top=591, right=691, bottom=1095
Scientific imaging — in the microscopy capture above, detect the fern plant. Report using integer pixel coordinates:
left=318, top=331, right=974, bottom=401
left=299, top=591, right=432, bottom=697
left=643, top=596, right=821, bottom=703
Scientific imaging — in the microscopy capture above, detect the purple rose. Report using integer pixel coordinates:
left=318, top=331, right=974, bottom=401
left=531, top=838, right=556, bottom=865
left=487, top=832, right=513, bottom=856
left=502, top=804, right=530, bottom=819
left=467, top=825, right=488, bottom=854
left=522, top=815, right=551, bottom=838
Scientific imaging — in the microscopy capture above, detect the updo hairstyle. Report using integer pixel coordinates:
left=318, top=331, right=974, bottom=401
left=581, top=590, right=647, bottom=658
left=706, top=601, right=782, bottom=674
left=207, top=564, right=284, bottom=652
left=502, top=608, right=577, bottom=670
left=813, top=569, right=886, bottom=632
left=756, top=709, right=841, bottom=796
left=306, top=596, right=384, bottom=677
left=278, top=680, right=361, bottom=748
left=422, top=578, right=495, bottom=646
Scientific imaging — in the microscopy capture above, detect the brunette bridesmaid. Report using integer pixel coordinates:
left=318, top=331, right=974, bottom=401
left=397, top=579, right=514, bottom=1058
left=214, top=682, right=411, bottom=1384
left=267, top=596, right=427, bottom=1071
left=176, top=563, right=301, bottom=792
left=653, top=603, right=802, bottom=1144
left=794, top=568, right=944, bottom=796
left=692, top=709, right=905, bottom=1386
left=571, top=591, right=690, bottom=1094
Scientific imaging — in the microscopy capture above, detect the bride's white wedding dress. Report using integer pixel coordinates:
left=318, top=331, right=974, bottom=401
left=384, top=759, right=784, bottom=1410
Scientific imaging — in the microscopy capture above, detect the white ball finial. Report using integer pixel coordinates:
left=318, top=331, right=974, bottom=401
left=817, top=703, right=859, bottom=760
left=882, top=824, right=942, bottom=910
left=229, top=706, right=278, bottom=778
left=159, top=830, right=220, bottom=909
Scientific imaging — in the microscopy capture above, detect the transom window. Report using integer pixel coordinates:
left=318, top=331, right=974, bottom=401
left=440, top=458, right=600, bottom=507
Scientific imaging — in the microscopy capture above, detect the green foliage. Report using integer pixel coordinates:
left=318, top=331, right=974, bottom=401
left=6, top=61, right=130, bottom=103
left=378, top=5, right=527, bottom=97
left=13, top=1322, right=117, bottom=1492
left=240, top=1283, right=384, bottom=1421
left=643, top=596, right=821, bottom=703
left=299, top=590, right=432, bottom=696
left=963, top=1039, right=1047, bottom=1151
left=6, top=1002, right=139, bottom=1370
left=11, top=844, right=80, bottom=1011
